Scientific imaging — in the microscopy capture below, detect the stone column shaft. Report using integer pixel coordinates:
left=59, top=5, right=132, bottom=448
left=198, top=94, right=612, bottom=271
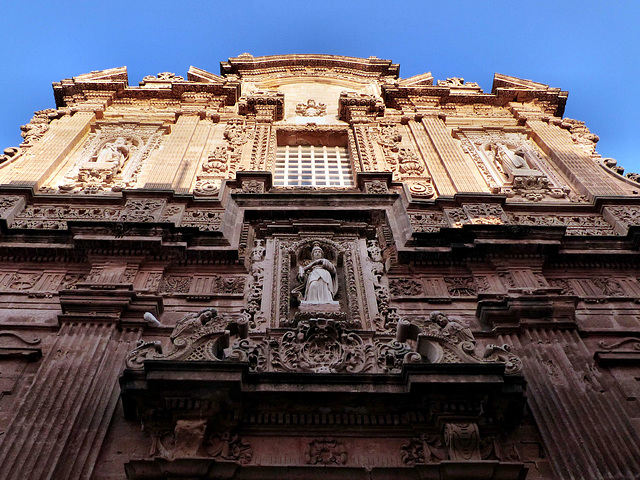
left=503, top=329, right=640, bottom=479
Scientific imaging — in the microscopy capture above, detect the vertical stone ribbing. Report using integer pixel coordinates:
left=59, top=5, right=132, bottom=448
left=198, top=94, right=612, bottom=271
left=503, top=330, right=640, bottom=480
left=408, top=119, right=455, bottom=195
left=55, top=327, right=141, bottom=480
left=172, top=119, right=214, bottom=194
left=5, top=112, right=94, bottom=188
left=420, top=116, right=487, bottom=193
left=142, top=115, right=200, bottom=189
left=0, top=321, right=139, bottom=480
left=527, top=119, right=626, bottom=196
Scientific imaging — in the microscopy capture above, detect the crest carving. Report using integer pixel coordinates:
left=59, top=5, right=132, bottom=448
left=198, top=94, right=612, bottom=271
left=270, top=318, right=374, bottom=373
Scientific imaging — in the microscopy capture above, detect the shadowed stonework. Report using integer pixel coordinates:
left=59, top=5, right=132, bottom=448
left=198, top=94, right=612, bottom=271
left=0, top=54, right=639, bottom=480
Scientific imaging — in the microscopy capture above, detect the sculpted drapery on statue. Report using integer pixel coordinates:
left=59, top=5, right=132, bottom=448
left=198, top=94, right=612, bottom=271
left=94, top=137, right=130, bottom=169
left=295, top=243, right=339, bottom=305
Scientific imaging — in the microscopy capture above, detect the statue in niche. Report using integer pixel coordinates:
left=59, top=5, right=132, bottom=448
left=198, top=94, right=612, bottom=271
left=76, top=136, right=133, bottom=187
left=94, top=137, right=130, bottom=169
left=293, top=242, right=338, bottom=306
left=491, top=143, right=542, bottom=182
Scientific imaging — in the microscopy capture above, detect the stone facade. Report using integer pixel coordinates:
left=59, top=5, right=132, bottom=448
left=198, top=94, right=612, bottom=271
left=0, top=54, right=639, bottom=480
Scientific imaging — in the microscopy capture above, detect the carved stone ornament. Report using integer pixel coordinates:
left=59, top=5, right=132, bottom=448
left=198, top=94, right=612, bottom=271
left=276, top=238, right=363, bottom=328
left=143, top=72, right=185, bottom=82
left=391, top=311, right=523, bottom=374
left=364, top=180, right=389, bottom=194
left=444, top=423, right=482, bottom=461
left=270, top=318, right=375, bottom=373
left=238, top=90, right=285, bottom=122
left=149, top=421, right=252, bottom=465
left=126, top=308, right=231, bottom=366
left=436, top=77, right=480, bottom=88
left=127, top=308, right=267, bottom=372
left=296, top=99, right=327, bottom=117
left=458, top=131, right=572, bottom=201
left=338, top=91, right=384, bottom=123
left=20, top=109, right=58, bottom=148
left=401, top=434, right=447, bottom=465
left=194, top=179, right=221, bottom=197
left=56, top=124, right=163, bottom=194
left=305, top=438, right=347, bottom=465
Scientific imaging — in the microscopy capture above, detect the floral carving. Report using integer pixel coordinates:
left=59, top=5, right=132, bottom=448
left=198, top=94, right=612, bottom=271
left=143, top=72, right=185, bottom=81
left=407, top=180, right=434, bottom=198
left=364, top=180, right=389, bottom=194
left=20, top=109, right=58, bottom=148
left=389, top=278, right=423, bottom=296
left=270, top=318, right=374, bottom=373
left=305, top=438, right=347, bottom=465
left=0, top=196, right=23, bottom=217
left=444, top=277, right=476, bottom=297
left=408, top=212, right=448, bottom=233
left=401, top=434, right=447, bottom=465
left=118, top=199, right=165, bottom=222
left=180, top=209, right=223, bottom=231
left=506, top=213, right=617, bottom=236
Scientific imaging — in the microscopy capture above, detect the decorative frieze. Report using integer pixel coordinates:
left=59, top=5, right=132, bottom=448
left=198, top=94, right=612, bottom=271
left=506, top=212, right=617, bottom=236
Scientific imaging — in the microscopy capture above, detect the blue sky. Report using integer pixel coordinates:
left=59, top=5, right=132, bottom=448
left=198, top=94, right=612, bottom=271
left=2, top=1, right=639, bottom=173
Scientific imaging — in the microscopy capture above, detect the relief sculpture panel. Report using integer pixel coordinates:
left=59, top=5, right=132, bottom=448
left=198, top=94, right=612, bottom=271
left=49, top=123, right=164, bottom=194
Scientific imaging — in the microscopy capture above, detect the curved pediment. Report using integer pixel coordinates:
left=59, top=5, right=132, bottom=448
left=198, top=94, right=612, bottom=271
left=220, top=53, right=400, bottom=85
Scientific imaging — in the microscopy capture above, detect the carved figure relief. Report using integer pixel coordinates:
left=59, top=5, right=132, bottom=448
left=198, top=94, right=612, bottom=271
left=56, top=124, right=163, bottom=194
left=276, top=238, right=363, bottom=327
left=296, top=99, right=327, bottom=117
left=458, top=131, right=571, bottom=201
left=293, top=242, right=339, bottom=306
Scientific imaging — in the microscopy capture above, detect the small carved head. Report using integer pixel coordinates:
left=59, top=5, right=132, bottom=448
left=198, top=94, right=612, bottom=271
left=429, top=311, right=449, bottom=327
left=311, top=242, right=324, bottom=260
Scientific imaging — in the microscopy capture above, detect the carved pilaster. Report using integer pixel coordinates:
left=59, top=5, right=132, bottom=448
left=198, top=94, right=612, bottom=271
left=502, top=330, right=640, bottom=479
left=142, top=115, right=200, bottom=189
left=420, top=116, right=487, bottom=193
left=3, top=112, right=95, bottom=189
left=407, top=119, right=455, bottom=196
left=526, top=118, right=627, bottom=196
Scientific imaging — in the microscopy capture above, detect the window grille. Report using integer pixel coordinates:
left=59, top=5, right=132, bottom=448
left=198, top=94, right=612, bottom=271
left=274, top=145, right=353, bottom=187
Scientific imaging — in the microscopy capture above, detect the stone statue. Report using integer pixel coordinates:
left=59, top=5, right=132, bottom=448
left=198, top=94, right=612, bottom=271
left=94, top=137, right=129, bottom=170
left=495, top=143, right=528, bottom=173
left=295, top=243, right=338, bottom=305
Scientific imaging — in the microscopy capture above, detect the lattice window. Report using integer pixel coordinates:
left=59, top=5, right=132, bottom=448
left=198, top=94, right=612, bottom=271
left=274, top=145, right=353, bottom=187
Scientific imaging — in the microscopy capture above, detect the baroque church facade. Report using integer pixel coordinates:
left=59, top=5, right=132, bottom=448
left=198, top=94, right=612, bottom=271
left=0, top=54, right=639, bottom=480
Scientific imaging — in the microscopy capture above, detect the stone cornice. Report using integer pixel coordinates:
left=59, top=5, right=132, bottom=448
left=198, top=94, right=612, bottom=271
left=220, top=53, right=400, bottom=81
